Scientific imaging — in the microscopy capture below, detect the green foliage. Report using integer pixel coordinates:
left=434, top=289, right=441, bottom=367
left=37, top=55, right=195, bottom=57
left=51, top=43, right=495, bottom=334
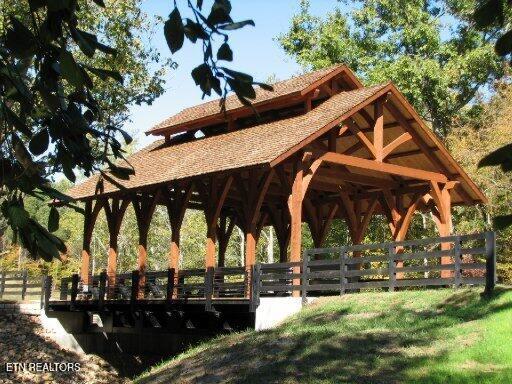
left=163, top=0, right=269, bottom=108
left=0, top=0, right=169, bottom=261
left=475, top=0, right=512, bottom=229
left=278, top=0, right=504, bottom=136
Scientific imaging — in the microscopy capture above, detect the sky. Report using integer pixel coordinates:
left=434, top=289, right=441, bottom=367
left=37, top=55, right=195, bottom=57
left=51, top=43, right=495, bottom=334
left=124, top=0, right=341, bottom=148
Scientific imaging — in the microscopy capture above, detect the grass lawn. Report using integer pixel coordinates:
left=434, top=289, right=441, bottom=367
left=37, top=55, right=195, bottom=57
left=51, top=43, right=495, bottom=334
left=135, top=286, right=512, bottom=384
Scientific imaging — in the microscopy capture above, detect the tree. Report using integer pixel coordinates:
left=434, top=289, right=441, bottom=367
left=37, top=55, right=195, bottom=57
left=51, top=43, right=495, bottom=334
left=278, top=0, right=504, bottom=136
left=448, top=81, right=512, bottom=282
left=475, top=0, right=512, bottom=229
left=1, top=0, right=263, bottom=262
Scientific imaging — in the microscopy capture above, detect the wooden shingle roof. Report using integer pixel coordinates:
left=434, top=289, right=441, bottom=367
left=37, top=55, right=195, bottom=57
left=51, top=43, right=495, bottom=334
left=68, top=84, right=388, bottom=200
left=146, top=64, right=361, bottom=136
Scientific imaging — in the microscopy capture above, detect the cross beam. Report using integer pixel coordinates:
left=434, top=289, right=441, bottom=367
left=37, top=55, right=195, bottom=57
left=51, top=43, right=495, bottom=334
left=318, top=152, right=448, bottom=183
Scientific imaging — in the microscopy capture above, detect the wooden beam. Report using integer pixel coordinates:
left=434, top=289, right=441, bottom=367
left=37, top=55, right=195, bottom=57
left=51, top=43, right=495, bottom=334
left=80, top=200, right=103, bottom=285
left=374, top=100, right=384, bottom=161
left=315, top=168, right=398, bottom=189
left=382, top=132, right=412, bottom=159
left=319, top=152, right=448, bottom=183
left=346, top=119, right=376, bottom=158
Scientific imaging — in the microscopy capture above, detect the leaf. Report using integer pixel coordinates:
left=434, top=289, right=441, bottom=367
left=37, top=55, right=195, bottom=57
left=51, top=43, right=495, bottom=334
left=28, top=0, right=46, bottom=11
left=71, top=28, right=96, bottom=57
left=29, top=129, right=50, bottom=155
left=217, top=42, right=233, bottom=61
left=221, top=67, right=253, bottom=83
left=473, top=0, right=503, bottom=29
left=85, top=66, right=124, bottom=83
left=495, top=29, right=512, bottom=57
left=494, top=214, right=512, bottom=230
left=254, top=82, right=274, bottom=91
left=93, top=0, right=105, bottom=7
left=5, top=16, right=36, bottom=57
left=207, top=0, right=232, bottom=26
left=48, top=206, right=59, bottom=232
left=478, top=143, right=512, bottom=171
left=59, top=50, right=85, bottom=88
left=196, top=0, right=203, bottom=10
left=3, top=104, right=32, bottom=137
left=191, top=63, right=214, bottom=95
left=184, top=19, right=209, bottom=43
left=7, top=204, right=29, bottom=228
left=219, top=20, right=255, bottom=31
left=116, top=128, right=133, bottom=145
left=164, top=8, right=185, bottom=54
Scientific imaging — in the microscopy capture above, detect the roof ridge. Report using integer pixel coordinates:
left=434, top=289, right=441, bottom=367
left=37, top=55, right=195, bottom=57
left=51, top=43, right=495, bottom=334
left=146, top=64, right=347, bottom=135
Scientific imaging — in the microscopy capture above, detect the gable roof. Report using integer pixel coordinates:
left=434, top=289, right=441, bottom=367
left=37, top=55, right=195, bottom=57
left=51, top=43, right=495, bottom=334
left=146, top=64, right=362, bottom=136
left=68, top=68, right=487, bottom=207
left=68, top=84, right=388, bottom=200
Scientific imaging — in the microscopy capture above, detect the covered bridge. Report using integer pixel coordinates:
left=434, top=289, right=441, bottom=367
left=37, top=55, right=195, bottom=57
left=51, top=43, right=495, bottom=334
left=67, top=64, right=487, bottom=295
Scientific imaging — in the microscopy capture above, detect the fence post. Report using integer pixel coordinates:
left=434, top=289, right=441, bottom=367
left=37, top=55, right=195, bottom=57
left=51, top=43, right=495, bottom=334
left=454, top=236, right=462, bottom=288
left=70, top=273, right=79, bottom=309
left=131, top=270, right=140, bottom=309
left=0, top=272, right=5, bottom=299
left=485, top=231, right=496, bottom=294
left=205, top=267, right=214, bottom=311
left=388, top=244, right=396, bottom=292
left=21, top=270, right=28, bottom=301
left=43, top=275, right=52, bottom=312
left=40, top=275, right=46, bottom=309
left=98, top=270, right=107, bottom=310
left=301, top=250, right=309, bottom=304
left=250, top=264, right=261, bottom=312
left=166, top=268, right=175, bottom=302
left=340, top=247, right=347, bottom=295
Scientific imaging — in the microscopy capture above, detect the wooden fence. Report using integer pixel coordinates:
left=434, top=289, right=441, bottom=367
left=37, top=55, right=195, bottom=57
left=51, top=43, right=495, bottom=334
left=56, top=266, right=250, bottom=311
left=48, top=232, right=496, bottom=312
left=252, top=232, right=496, bottom=305
left=0, top=270, right=45, bottom=302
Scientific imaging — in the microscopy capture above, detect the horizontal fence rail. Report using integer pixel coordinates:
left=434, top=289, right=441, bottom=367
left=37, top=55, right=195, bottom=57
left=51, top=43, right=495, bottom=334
left=0, top=270, right=45, bottom=303
left=251, top=232, right=496, bottom=305
left=46, top=232, right=496, bottom=312
left=52, top=266, right=252, bottom=312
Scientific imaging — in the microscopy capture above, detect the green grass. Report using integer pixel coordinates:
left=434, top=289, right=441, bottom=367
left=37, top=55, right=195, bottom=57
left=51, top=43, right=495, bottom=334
left=135, top=287, right=512, bottom=384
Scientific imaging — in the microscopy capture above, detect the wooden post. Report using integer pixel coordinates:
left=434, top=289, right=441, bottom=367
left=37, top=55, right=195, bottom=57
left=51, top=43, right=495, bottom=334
left=205, top=266, right=214, bottom=311
left=70, top=273, right=79, bottom=309
left=166, top=268, right=175, bottom=301
left=301, top=250, right=309, bottom=304
left=454, top=236, right=462, bottom=288
left=198, top=176, right=232, bottom=270
left=98, top=270, right=107, bottom=309
left=166, top=182, right=193, bottom=287
left=388, top=244, right=396, bottom=292
left=249, top=264, right=261, bottom=312
left=340, top=248, right=347, bottom=295
left=0, top=272, right=4, bottom=299
left=485, top=231, right=496, bottom=294
left=104, top=198, right=129, bottom=298
left=43, top=275, right=52, bottom=312
left=131, top=270, right=140, bottom=308
left=21, top=270, right=28, bottom=301
left=80, top=200, right=102, bottom=286
left=288, top=159, right=304, bottom=298
left=430, top=183, right=453, bottom=278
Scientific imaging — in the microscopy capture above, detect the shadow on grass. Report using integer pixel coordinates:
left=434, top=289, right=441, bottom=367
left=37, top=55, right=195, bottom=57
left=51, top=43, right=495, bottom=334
left=137, top=287, right=512, bottom=384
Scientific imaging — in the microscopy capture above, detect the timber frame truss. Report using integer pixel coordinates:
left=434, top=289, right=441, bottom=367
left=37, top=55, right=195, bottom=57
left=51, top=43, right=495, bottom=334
left=77, top=78, right=485, bottom=291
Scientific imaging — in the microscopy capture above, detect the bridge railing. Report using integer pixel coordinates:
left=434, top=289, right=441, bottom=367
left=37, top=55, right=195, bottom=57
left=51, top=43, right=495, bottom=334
left=49, top=232, right=496, bottom=311
left=250, top=231, right=496, bottom=305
